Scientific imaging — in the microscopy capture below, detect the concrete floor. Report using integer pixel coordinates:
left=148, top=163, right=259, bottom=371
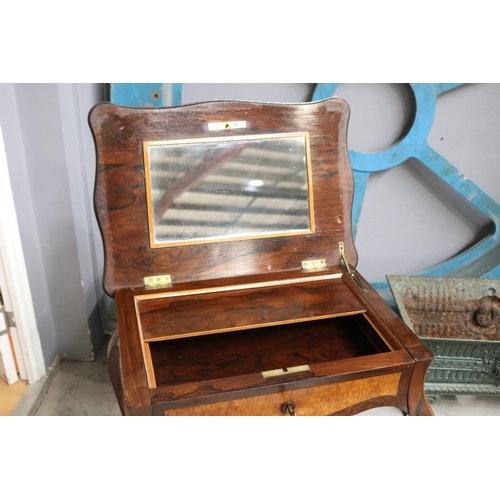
left=19, top=338, right=500, bottom=416
left=33, top=339, right=121, bottom=416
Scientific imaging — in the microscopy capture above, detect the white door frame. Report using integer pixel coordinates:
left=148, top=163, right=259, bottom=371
left=0, top=254, right=22, bottom=384
left=0, top=124, right=45, bottom=384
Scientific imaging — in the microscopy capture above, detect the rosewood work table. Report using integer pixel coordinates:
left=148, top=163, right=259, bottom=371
left=89, top=97, right=434, bottom=416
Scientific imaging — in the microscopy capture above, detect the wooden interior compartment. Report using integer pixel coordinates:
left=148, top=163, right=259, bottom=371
left=149, top=312, right=393, bottom=387
left=136, top=275, right=366, bottom=341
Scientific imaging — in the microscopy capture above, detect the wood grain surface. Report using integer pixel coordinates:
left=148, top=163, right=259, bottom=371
left=138, top=277, right=365, bottom=341
left=162, top=373, right=403, bottom=416
left=341, top=270, right=435, bottom=415
left=89, top=99, right=357, bottom=297
left=114, top=288, right=151, bottom=415
left=149, top=313, right=389, bottom=386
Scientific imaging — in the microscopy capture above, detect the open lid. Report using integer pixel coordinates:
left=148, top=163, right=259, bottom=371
left=89, top=98, right=358, bottom=296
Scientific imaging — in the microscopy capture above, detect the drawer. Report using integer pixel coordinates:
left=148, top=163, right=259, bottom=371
left=162, top=372, right=402, bottom=416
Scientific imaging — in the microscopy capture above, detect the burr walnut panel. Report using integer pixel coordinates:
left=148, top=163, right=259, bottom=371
left=162, top=373, right=403, bottom=416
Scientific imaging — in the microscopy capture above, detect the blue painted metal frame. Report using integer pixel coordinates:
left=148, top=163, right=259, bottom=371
left=110, top=83, right=183, bottom=107
left=313, top=83, right=500, bottom=301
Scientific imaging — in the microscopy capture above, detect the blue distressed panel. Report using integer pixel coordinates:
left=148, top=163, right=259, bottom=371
left=110, top=83, right=164, bottom=107
left=313, top=83, right=341, bottom=101
left=110, top=83, right=183, bottom=107
left=433, top=83, right=465, bottom=96
left=172, top=83, right=183, bottom=106
left=413, top=143, right=500, bottom=278
left=312, top=83, right=500, bottom=303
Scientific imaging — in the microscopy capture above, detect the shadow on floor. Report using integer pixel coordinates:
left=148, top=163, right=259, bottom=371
left=34, top=338, right=121, bottom=416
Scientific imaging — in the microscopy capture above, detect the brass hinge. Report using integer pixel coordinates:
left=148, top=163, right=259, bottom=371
left=143, top=274, right=172, bottom=290
left=339, top=242, right=368, bottom=292
left=301, top=259, right=327, bottom=272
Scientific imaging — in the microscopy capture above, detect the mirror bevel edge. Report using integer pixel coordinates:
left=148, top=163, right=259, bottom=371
left=143, top=131, right=316, bottom=249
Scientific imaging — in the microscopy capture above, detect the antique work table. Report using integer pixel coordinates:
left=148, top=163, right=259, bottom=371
left=89, top=98, right=434, bottom=416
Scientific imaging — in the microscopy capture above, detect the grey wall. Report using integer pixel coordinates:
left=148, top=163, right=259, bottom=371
left=1, top=82, right=498, bottom=370
left=57, top=83, right=113, bottom=353
left=182, top=83, right=315, bottom=104
left=0, top=83, right=107, bottom=368
left=0, top=84, right=58, bottom=367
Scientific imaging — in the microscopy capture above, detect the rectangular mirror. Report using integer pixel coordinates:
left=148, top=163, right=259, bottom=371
left=144, top=132, right=315, bottom=247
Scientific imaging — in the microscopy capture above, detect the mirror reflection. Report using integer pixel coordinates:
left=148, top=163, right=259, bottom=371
left=145, top=133, right=313, bottom=246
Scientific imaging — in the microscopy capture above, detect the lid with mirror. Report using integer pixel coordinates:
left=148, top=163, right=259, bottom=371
left=89, top=98, right=357, bottom=296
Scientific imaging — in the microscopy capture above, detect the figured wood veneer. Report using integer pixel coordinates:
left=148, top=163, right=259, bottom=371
left=89, top=99, right=357, bottom=296
left=149, top=314, right=389, bottom=386
left=137, top=276, right=365, bottom=341
left=162, top=373, right=403, bottom=416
